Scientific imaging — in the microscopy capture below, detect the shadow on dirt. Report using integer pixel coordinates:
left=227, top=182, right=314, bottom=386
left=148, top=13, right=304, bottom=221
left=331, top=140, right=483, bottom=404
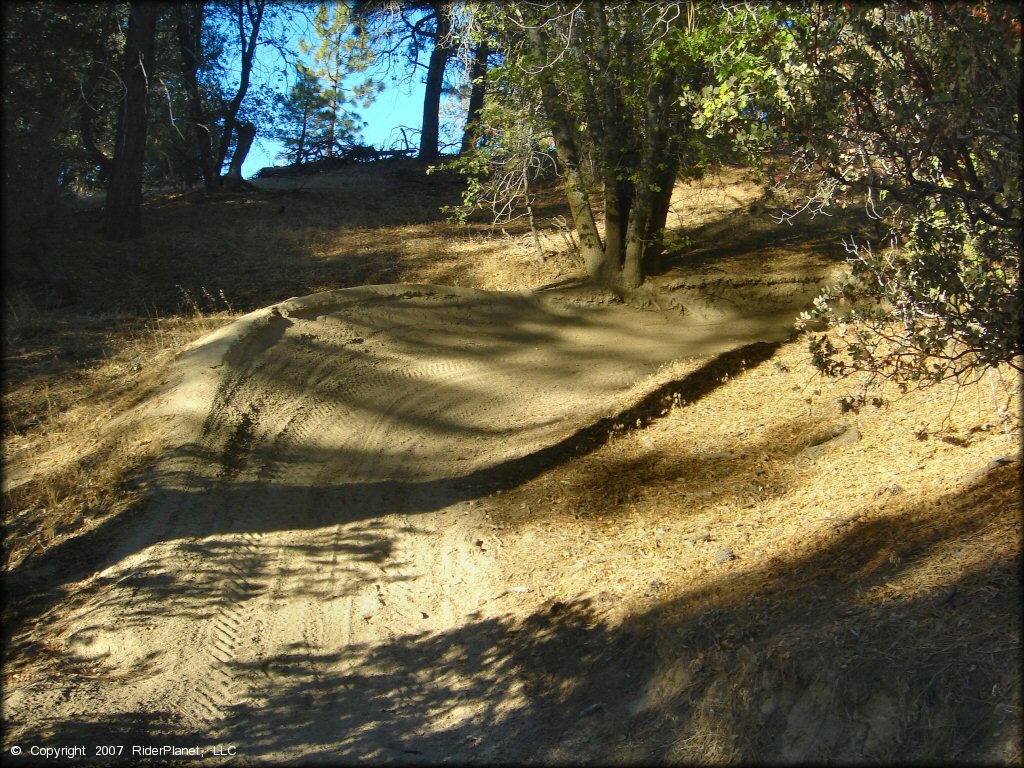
left=665, top=206, right=870, bottom=268
left=4, top=340, right=781, bottom=616
left=8, top=466, right=1018, bottom=764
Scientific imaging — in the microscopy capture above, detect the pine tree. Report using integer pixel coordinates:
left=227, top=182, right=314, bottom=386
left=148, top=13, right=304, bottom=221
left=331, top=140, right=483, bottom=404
left=297, top=3, right=378, bottom=158
left=277, top=63, right=333, bottom=163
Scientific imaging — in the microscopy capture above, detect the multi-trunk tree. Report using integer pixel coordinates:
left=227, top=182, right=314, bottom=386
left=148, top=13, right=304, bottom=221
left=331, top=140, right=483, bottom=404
left=473, top=1, right=786, bottom=290
left=174, top=0, right=294, bottom=191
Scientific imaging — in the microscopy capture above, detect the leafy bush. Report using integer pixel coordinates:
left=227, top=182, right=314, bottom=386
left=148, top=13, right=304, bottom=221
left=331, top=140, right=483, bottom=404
left=779, top=3, right=1022, bottom=385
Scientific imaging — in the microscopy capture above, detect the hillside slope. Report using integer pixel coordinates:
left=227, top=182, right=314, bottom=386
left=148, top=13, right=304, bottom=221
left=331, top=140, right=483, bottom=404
left=3, top=163, right=1019, bottom=763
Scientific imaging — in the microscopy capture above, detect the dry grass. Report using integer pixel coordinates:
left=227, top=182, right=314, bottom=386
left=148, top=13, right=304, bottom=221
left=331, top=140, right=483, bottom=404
left=2, top=292, right=231, bottom=570
left=2, top=160, right=1020, bottom=761
left=489, top=342, right=1020, bottom=761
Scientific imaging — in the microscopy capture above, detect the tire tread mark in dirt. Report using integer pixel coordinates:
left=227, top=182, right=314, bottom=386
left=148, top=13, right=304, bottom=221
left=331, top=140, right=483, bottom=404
left=177, top=335, right=361, bottom=728
left=180, top=529, right=266, bottom=725
left=173, top=353, right=283, bottom=725
left=304, top=355, right=543, bottom=642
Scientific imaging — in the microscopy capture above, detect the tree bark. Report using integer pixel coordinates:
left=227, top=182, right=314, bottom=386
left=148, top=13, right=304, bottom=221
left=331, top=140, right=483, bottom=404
left=527, top=26, right=608, bottom=281
left=459, top=40, right=488, bottom=154
left=643, top=152, right=679, bottom=275
left=103, top=2, right=158, bottom=242
left=586, top=2, right=632, bottom=270
left=224, top=121, right=256, bottom=186
left=176, top=1, right=216, bottom=188
left=621, top=73, right=675, bottom=288
left=419, top=2, right=452, bottom=161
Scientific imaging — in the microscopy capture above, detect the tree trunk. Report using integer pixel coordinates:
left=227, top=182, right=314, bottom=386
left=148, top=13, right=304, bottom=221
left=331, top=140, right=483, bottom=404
left=586, top=2, right=632, bottom=270
left=621, top=192, right=652, bottom=290
left=176, top=1, right=216, bottom=189
left=526, top=25, right=608, bottom=282
left=643, top=154, right=679, bottom=275
left=298, top=106, right=310, bottom=163
left=214, top=0, right=266, bottom=183
left=620, top=74, right=675, bottom=289
left=419, top=2, right=452, bottom=161
left=79, top=9, right=119, bottom=185
left=459, top=40, right=488, bottom=154
left=224, top=121, right=256, bottom=186
left=103, top=2, right=158, bottom=242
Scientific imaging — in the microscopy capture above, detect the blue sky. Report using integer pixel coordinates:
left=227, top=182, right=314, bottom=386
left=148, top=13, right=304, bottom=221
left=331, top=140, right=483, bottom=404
left=239, top=8, right=431, bottom=178
left=242, top=78, right=428, bottom=177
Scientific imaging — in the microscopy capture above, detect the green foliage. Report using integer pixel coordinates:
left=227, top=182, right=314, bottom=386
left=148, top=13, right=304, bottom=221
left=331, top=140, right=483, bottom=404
left=677, top=8, right=795, bottom=166
left=276, top=63, right=341, bottom=163
left=2, top=2, right=126, bottom=219
left=782, top=3, right=1022, bottom=384
left=279, top=2, right=379, bottom=162
left=437, top=53, right=558, bottom=227
left=450, top=1, right=793, bottom=284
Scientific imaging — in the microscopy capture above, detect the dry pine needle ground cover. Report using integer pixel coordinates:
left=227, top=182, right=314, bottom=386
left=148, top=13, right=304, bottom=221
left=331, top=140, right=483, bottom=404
left=2, top=160, right=1020, bottom=762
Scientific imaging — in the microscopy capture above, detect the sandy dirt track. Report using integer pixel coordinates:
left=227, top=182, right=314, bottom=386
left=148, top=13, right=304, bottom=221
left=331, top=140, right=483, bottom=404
left=5, top=283, right=815, bottom=763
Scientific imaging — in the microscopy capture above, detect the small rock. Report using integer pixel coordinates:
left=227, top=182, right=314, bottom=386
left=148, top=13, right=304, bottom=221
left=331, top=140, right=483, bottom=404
left=694, top=530, right=712, bottom=543
left=580, top=702, right=606, bottom=717
left=714, top=547, right=736, bottom=563
left=644, top=578, right=665, bottom=596
left=874, top=483, right=904, bottom=498
left=831, top=512, right=862, bottom=529
left=641, top=436, right=656, bottom=450
left=830, top=425, right=861, bottom=447
left=797, top=424, right=861, bottom=462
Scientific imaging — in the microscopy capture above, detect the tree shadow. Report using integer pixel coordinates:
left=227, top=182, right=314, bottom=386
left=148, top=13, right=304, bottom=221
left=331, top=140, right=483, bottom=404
left=9, top=465, right=1018, bottom=764
left=656, top=204, right=872, bottom=279
left=4, top=339, right=781, bottom=629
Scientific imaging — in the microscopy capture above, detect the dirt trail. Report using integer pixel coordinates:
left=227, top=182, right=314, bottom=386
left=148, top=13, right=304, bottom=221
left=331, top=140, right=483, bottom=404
left=4, top=282, right=819, bottom=762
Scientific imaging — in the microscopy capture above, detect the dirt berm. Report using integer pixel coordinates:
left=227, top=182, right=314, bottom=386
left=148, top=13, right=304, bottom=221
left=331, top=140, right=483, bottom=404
left=4, top=281, right=822, bottom=763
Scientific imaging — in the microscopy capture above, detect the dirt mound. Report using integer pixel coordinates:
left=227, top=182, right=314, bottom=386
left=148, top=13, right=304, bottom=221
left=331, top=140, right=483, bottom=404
left=2, top=282, right=822, bottom=760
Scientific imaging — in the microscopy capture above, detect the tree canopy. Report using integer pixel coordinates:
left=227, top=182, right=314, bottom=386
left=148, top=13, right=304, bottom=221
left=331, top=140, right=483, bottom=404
left=2, top=0, right=1019, bottom=382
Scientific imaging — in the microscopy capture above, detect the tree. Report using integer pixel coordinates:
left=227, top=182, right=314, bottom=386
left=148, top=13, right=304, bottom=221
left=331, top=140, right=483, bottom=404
left=171, top=0, right=273, bottom=190
left=276, top=63, right=333, bottom=163
left=418, top=1, right=455, bottom=160
left=103, top=2, right=160, bottom=242
left=779, top=3, right=1022, bottom=385
left=459, top=38, right=489, bottom=154
left=298, top=3, right=378, bottom=158
left=466, top=1, right=786, bottom=291
left=3, top=3, right=128, bottom=300
left=353, top=1, right=464, bottom=157
left=174, top=1, right=217, bottom=187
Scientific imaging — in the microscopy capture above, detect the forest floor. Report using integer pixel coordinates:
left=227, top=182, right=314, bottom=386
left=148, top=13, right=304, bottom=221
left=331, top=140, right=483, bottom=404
left=2, top=160, right=1020, bottom=764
